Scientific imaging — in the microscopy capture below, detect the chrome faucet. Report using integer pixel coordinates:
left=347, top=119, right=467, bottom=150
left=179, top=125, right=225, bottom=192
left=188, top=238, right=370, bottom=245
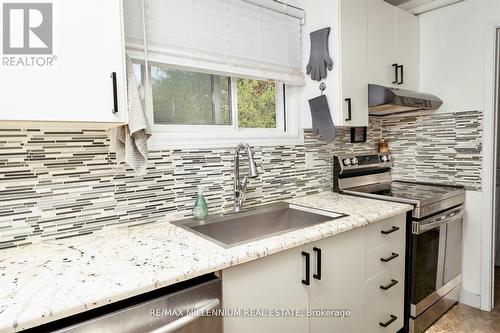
left=233, top=142, right=259, bottom=212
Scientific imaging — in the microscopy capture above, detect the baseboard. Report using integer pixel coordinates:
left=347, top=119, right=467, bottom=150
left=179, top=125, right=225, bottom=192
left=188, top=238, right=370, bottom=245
left=459, top=288, right=481, bottom=309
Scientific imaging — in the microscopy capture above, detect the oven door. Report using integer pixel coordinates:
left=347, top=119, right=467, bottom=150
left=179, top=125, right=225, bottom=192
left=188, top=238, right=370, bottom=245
left=410, top=205, right=464, bottom=317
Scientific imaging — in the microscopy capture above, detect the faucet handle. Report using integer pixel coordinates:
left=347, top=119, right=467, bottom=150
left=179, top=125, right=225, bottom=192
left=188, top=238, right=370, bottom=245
left=241, top=176, right=249, bottom=192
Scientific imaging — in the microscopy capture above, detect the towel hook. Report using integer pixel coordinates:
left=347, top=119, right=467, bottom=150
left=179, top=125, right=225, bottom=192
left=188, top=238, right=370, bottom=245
left=319, top=82, right=326, bottom=95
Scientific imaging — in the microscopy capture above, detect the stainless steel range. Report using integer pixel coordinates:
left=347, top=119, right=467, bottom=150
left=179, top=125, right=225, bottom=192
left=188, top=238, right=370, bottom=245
left=333, top=153, right=465, bottom=333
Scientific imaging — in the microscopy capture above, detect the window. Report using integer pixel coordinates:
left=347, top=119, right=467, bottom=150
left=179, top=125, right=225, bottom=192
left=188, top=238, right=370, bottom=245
left=135, top=63, right=289, bottom=132
left=236, top=79, right=278, bottom=129
left=124, top=0, right=303, bottom=148
left=151, top=66, right=232, bottom=126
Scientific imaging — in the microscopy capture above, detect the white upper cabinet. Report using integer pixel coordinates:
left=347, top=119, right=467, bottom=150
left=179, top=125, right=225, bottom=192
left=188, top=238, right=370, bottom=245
left=368, top=0, right=397, bottom=87
left=302, top=0, right=368, bottom=128
left=338, top=0, right=369, bottom=127
left=368, top=0, right=419, bottom=91
left=395, top=8, right=419, bottom=91
left=0, top=0, right=127, bottom=123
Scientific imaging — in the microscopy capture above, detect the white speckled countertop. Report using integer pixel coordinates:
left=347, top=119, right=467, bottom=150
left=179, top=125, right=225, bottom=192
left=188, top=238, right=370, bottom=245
left=0, top=192, right=412, bottom=332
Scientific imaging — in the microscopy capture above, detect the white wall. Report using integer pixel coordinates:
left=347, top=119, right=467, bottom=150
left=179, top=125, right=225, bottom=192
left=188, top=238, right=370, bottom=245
left=419, top=0, right=500, bottom=309
left=419, top=0, right=500, bottom=113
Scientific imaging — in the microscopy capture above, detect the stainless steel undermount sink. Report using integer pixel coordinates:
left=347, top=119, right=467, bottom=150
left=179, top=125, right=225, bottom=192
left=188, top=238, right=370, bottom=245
left=172, top=202, right=346, bottom=248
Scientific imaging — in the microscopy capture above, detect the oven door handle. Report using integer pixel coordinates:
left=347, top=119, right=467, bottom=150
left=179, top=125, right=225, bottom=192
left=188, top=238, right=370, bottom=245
left=147, top=298, right=220, bottom=333
left=412, top=208, right=464, bottom=235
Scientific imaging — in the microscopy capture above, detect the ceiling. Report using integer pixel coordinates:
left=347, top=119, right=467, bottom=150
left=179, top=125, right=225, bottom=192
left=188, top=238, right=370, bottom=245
left=384, top=0, right=464, bottom=14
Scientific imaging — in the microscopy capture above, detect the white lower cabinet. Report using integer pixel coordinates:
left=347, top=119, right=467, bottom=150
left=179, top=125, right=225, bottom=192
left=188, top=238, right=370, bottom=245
left=308, top=229, right=365, bottom=333
left=222, top=212, right=407, bottom=333
left=222, top=245, right=310, bottom=333
left=364, top=214, right=406, bottom=333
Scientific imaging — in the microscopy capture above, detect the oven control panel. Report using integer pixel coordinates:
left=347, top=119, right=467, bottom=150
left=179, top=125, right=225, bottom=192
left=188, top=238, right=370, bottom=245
left=333, top=154, right=393, bottom=192
left=339, top=154, right=392, bottom=169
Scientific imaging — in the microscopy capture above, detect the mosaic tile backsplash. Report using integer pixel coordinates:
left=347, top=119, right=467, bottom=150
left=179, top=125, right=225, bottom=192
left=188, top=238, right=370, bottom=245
left=382, top=110, right=483, bottom=191
left=0, top=126, right=380, bottom=249
left=0, top=110, right=482, bottom=248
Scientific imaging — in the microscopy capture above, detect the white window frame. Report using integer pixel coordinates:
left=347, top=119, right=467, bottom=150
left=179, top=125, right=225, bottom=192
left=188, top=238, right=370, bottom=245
left=140, top=63, right=303, bottom=149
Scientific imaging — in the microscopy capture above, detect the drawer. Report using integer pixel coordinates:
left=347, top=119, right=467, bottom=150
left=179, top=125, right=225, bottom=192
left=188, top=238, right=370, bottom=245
left=366, top=215, right=406, bottom=253
left=365, top=270, right=404, bottom=308
left=366, top=243, right=404, bottom=280
left=364, top=295, right=404, bottom=333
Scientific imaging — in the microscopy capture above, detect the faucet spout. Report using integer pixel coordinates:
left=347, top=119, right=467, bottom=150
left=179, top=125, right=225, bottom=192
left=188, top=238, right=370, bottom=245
left=234, top=143, right=259, bottom=212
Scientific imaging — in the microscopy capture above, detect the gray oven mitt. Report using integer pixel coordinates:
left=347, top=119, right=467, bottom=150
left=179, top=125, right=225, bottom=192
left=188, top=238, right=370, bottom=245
left=308, top=95, right=336, bottom=143
left=306, top=27, right=333, bottom=81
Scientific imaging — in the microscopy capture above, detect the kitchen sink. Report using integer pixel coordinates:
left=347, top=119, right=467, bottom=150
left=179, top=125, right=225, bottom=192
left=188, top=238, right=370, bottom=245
left=172, top=202, right=346, bottom=248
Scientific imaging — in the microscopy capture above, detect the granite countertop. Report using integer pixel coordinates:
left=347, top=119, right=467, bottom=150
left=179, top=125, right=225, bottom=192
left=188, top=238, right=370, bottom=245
left=0, top=192, right=412, bottom=332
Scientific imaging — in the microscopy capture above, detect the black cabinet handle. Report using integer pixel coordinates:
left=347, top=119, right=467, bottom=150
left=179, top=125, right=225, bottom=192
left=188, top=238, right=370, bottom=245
left=379, top=315, right=397, bottom=328
left=345, top=98, right=352, bottom=121
left=111, top=72, right=118, bottom=113
left=392, top=63, right=399, bottom=84
left=302, top=251, right=310, bottom=286
left=380, top=279, right=398, bottom=291
left=313, top=247, right=322, bottom=280
left=381, top=226, right=400, bottom=235
left=380, top=252, right=399, bottom=263
left=397, top=65, right=404, bottom=84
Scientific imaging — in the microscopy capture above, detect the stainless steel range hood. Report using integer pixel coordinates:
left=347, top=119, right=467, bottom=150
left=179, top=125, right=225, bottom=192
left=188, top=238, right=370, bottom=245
left=368, top=84, right=443, bottom=117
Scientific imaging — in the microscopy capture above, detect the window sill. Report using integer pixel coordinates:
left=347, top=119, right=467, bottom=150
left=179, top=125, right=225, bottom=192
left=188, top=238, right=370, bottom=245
left=148, top=127, right=305, bottom=150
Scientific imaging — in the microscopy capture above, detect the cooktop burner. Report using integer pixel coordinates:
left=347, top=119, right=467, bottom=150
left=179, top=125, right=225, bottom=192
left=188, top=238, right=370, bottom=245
left=347, top=181, right=463, bottom=204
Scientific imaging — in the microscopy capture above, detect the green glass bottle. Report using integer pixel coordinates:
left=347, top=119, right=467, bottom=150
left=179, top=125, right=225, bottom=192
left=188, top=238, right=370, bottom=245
left=193, top=188, right=208, bottom=220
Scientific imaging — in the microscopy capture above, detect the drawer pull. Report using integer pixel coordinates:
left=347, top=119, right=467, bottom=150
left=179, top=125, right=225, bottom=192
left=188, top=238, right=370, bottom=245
left=313, top=247, right=322, bottom=280
left=380, top=279, right=398, bottom=291
left=110, top=72, right=118, bottom=113
left=381, top=226, right=400, bottom=235
left=380, top=252, right=399, bottom=263
left=302, top=251, right=310, bottom=286
left=398, top=65, right=404, bottom=85
left=379, top=315, right=397, bottom=328
left=392, top=63, right=399, bottom=84
left=345, top=98, right=352, bottom=121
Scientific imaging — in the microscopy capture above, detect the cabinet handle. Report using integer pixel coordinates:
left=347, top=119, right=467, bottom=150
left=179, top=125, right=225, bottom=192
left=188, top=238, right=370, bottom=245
left=345, top=98, right=352, bottom=121
left=111, top=72, right=119, bottom=113
left=381, top=226, right=400, bottom=235
left=379, top=315, right=397, bottom=328
left=397, top=64, right=404, bottom=84
left=392, top=63, right=399, bottom=84
left=313, top=247, right=322, bottom=280
left=302, top=251, right=310, bottom=286
left=380, top=279, right=398, bottom=291
left=380, top=252, right=399, bottom=263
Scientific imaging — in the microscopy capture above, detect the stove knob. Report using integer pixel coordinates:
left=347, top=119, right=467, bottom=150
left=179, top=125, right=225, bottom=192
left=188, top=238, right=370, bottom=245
left=381, top=155, right=388, bottom=162
left=343, top=158, right=351, bottom=166
left=351, top=157, right=358, bottom=165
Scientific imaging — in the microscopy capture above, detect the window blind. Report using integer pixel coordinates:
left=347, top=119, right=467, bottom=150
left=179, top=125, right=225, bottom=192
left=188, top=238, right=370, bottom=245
left=124, top=0, right=304, bottom=85
left=123, top=0, right=146, bottom=60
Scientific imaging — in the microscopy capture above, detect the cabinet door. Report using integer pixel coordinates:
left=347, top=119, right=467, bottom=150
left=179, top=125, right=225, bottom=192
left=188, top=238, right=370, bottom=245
left=395, top=8, right=419, bottom=91
left=339, top=0, right=368, bottom=127
left=0, top=0, right=127, bottom=123
left=367, top=0, right=397, bottom=87
left=309, top=229, right=365, bottom=333
left=222, top=247, right=310, bottom=333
